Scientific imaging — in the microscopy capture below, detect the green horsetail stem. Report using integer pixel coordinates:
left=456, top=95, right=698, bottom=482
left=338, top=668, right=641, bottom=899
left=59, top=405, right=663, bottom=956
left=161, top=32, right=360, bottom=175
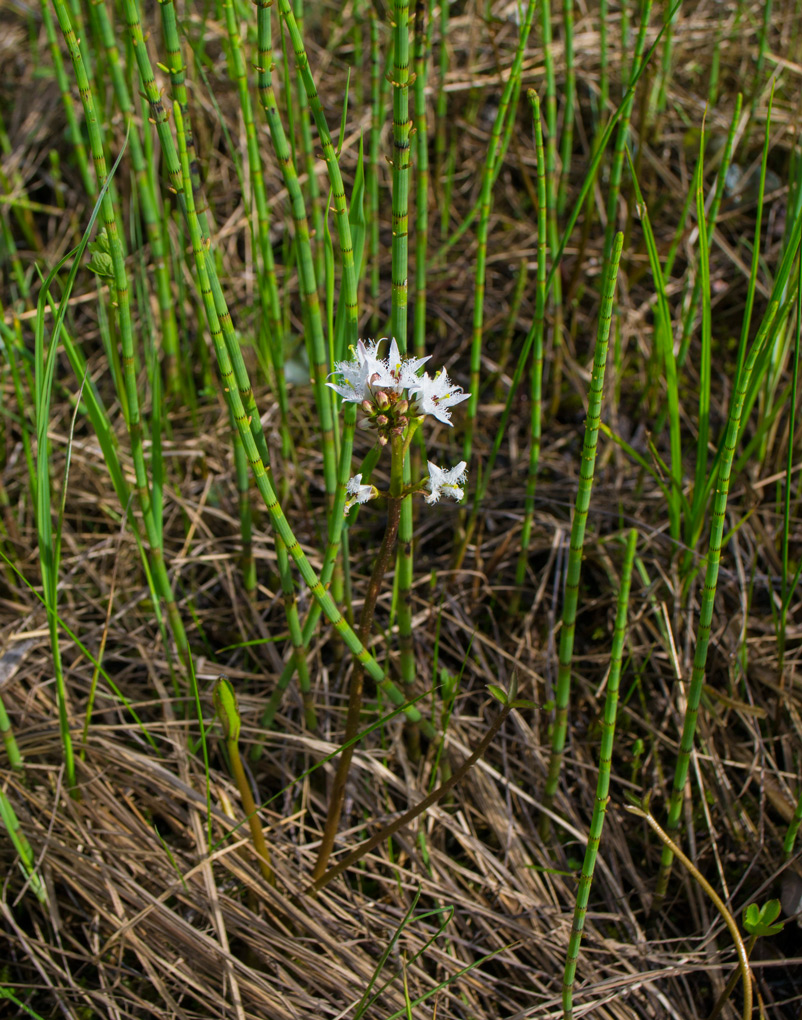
left=557, top=0, right=576, bottom=217
left=540, top=232, right=624, bottom=831
left=53, top=0, right=191, bottom=671
left=602, top=0, right=651, bottom=266
left=254, top=0, right=337, bottom=499
left=173, top=104, right=430, bottom=739
left=388, top=0, right=418, bottom=734
left=293, top=0, right=325, bottom=286
left=512, top=91, right=548, bottom=612
left=87, top=0, right=179, bottom=392
left=412, top=0, right=430, bottom=361
left=220, top=0, right=292, bottom=447
left=277, top=0, right=359, bottom=350
left=466, top=18, right=668, bottom=541
left=38, top=0, right=92, bottom=195
left=652, top=301, right=779, bottom=909
left=123, top=0, right=290, bottom=538
left=463, top=0, right=536, bottom=464
left=562, top=528, right=637, bottom=1020
left=390, top=0, right=411, bottom=347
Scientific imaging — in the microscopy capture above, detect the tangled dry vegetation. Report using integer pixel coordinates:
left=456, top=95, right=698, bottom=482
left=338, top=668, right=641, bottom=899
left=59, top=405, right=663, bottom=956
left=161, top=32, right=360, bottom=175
left=1, top=0, right=802, bottom=1017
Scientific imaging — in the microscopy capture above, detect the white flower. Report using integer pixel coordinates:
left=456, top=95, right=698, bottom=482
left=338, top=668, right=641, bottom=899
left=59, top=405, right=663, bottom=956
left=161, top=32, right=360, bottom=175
left=424, top=461, right=467, bottom=504
left=409, top=369, right=470, bottom=425
left=344, top=474, right=379, bottom=515
left=327, top=340, right=383, bottom=403
left=327, top=338, right=430, bottom=404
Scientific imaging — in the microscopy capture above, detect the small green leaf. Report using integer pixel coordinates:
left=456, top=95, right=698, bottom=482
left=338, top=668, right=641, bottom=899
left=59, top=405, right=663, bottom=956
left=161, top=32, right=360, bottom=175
left=759, top=899, right=782, bottom=926
left=744, top=903, right=760, bottom=928
left=487, top=684, right=508, bottom=705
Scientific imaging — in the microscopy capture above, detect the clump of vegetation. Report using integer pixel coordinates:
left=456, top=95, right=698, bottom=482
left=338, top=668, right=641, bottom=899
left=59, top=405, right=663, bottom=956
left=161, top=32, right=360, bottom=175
left=1, top=0, right=801, bottom=1016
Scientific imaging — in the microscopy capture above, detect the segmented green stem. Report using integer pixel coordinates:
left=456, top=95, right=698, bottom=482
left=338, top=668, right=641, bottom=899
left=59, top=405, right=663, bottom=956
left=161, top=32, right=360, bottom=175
left=390, top=0, right=412, bottom=346
left=39, top=0, right=93, bottom=195
left=653, top=303, right=779, bottom=907
left=412, top=0, right=430, bottom=360
left=677, top=95, right=743, bottom=372
left=293, top=0, right=325, bottom=284
left=221, top=0, right=290, bottom=428
left=277, top=0, right=359, bottom=349
left=602, top=0, right=652, bottom=265
left=254, top=0, right=336, bottom=498
left=463, top=0, right=536, bottom=463
left=562, top=528, right=637, bottom=1020
left=173, top=103, right=426, bottom=734
left=88, top=0, right=178, bottom=392
left=557, top=0, right=575, bottom=216
left=53, top=0, right=190, bottom=669
left=541, top=233, right=624, bottom=828
left=513, top=91, right=548, bottom=609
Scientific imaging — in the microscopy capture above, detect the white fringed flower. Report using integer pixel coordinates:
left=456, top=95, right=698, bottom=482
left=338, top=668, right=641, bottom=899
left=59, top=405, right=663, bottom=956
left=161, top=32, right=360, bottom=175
left=328, top=338, right=430, bottom=404
left=409, top=369, right=470, bottom=426
left=424, top=461, right=467, bottom=504
left=344, top=474, right=379, bottom=515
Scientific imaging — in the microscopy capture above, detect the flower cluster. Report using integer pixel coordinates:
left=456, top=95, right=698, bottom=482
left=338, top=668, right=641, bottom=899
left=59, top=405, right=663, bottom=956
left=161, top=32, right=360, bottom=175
left=328, top=338, right=469, bottom=438
left=331, top=339, right=470, bottom=515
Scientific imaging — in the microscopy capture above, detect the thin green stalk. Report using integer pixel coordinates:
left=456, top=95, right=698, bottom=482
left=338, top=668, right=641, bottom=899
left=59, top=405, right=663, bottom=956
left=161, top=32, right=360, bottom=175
left=653, top=302, right=779, bottom=907
left=435, top=0, right=450, bottom=239
left=463, top=0, right=536, bottom=463
left=562, top=528, right=637, bottom=1020
left=512, top=91, right=547, bottom=611
left=0, top=695, right=23, bottom=771
left=0, top=788, right=47, bottom=904
left=541, top=232, right=624, bottom=829
left=293, top=0, right=325, bottom=285
left=228, top=405, right=256, bottom=595
left=173, top=104, right=428, bottom=738
left=312, top=434, right=407, bottom=882
left=368, top=10, right=384, bottom=329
